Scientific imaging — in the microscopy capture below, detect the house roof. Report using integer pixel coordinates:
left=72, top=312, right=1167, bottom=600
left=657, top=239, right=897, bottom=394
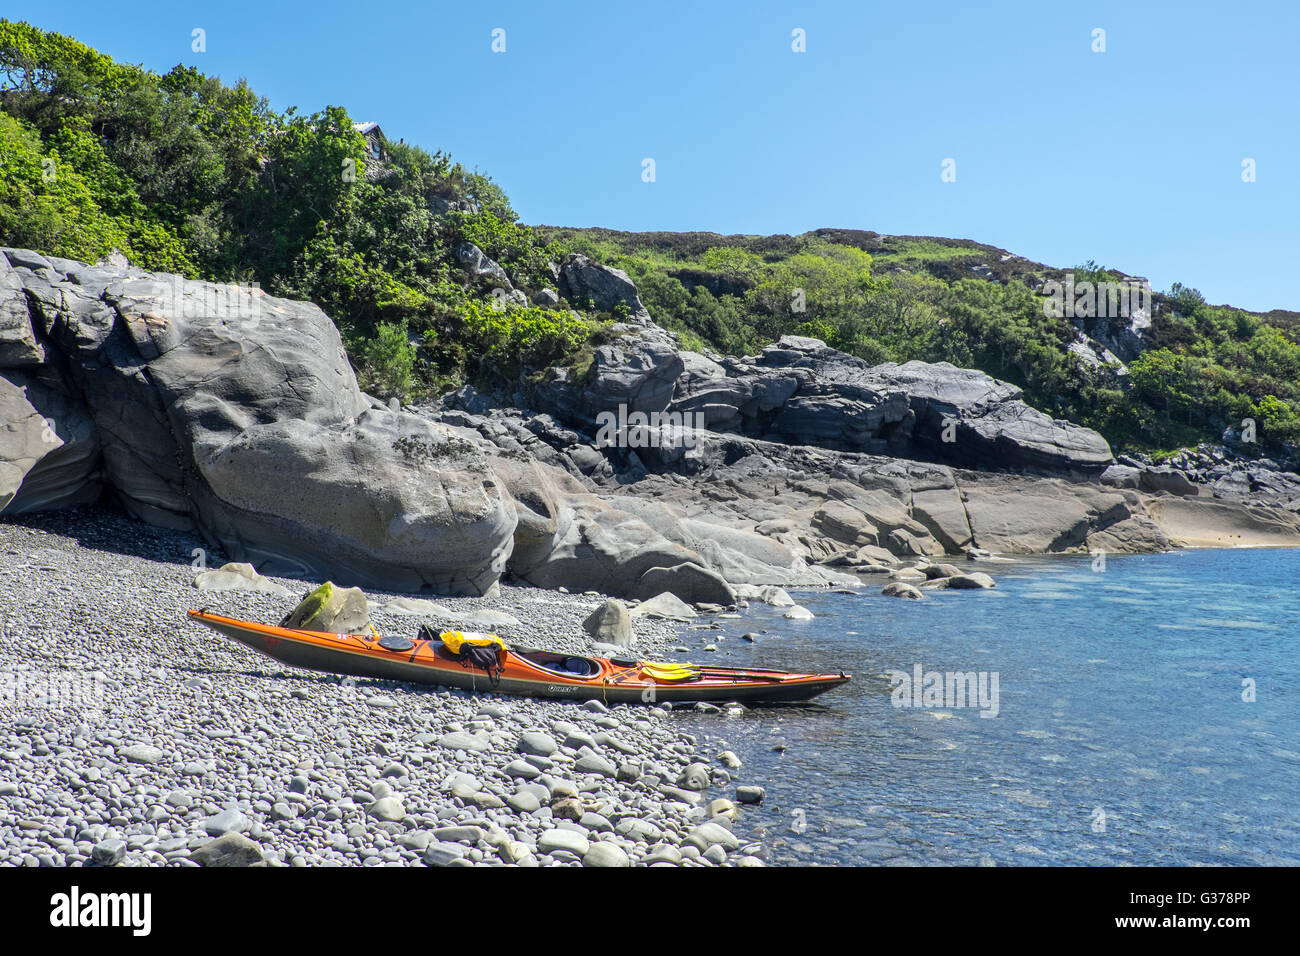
left=353, top=121, right=382, bottom=137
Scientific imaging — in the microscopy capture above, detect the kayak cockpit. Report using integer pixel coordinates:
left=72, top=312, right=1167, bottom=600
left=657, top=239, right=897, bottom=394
left=512, top=649, right=601, bottom=678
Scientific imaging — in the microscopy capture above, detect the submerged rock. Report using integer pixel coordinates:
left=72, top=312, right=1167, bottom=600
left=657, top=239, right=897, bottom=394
left=882, top=582, right=924, bottom=600
left=947, top=572, right=996, bottom=589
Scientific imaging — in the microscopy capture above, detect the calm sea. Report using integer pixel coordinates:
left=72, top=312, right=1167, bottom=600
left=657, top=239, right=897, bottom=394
left=671, top=549, right=1300, bottom=866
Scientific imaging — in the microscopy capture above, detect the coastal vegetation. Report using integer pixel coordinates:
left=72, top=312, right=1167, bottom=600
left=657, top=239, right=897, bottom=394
left=3, top=20, right=1297, bottom=457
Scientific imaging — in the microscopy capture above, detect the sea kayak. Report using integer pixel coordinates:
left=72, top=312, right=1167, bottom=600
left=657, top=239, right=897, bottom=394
left=186, top=610, right=850, bottom=705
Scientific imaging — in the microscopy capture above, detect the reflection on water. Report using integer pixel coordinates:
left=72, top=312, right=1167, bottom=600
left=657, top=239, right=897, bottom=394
left=668, top=549, right=1300, bottom=866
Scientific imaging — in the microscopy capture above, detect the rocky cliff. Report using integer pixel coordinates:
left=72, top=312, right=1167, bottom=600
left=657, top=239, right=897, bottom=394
left=4, top=249, right=1298, bottom=603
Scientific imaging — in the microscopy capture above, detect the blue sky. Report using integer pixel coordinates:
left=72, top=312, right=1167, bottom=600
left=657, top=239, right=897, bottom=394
left=7, top=1, right=1299, bottom=312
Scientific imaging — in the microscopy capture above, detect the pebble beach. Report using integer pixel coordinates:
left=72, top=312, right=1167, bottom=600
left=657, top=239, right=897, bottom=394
left=0, top=507, right=768, bottom=868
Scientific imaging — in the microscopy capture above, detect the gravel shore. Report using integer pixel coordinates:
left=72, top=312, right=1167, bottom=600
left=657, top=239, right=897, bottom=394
left=0, top=507, right=767, bottom=867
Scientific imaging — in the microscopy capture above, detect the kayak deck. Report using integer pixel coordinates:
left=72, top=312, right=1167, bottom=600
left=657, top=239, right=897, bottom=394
left=186, top=610, right=850, bottom=705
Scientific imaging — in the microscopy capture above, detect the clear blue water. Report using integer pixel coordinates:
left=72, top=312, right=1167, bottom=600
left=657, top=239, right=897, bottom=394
left=670, top=549, right=1300, bottom=866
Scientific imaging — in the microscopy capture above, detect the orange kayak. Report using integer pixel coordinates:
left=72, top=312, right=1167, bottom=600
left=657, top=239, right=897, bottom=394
left=187, top=609, right=850, bottom=705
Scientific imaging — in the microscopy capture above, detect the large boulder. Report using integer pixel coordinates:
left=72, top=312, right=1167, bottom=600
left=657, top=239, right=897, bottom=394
left=1099, top=463, right=1142, bottom=489
left=485, top=453, right=581, bottom=578
left=947, top=572, right=995, bottom=589
left=454, top=241, right=512, bottom=289
left=630, top=591, right=696, bottom=621
left=195, top=411, right=517, bottom=593
left=0, top=250, right=518, bottom=595
left=592, top=491, right=835, bottom=588
left=557, top=254, right=648, bottom=319
left=194, top=562, right=292, bottom=597
left=882, top=581, right=924, bottom=599
left=1139, top=465, right=1199, bottom=497
left=955, top=400, right=1115, bottom=474
left=631, top=562, right=736, bottom=606
left=674, top=517, right=824, bottom=586
left=514, top=499, right=700, bottom=598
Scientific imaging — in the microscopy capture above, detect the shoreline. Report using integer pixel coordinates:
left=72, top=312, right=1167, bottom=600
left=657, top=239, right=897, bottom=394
left=1143, top=495, right=1300, bottom=550
left=3, top=503, right=1298, bottom=869
left=0, top=506, right=763, bottom=868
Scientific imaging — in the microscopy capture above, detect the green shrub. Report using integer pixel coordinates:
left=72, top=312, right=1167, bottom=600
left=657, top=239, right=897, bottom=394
left=358, top=322, right=417, bottom=400
left=1255, top=395, right=1300, bottom=444
left=459, top=301, right=594, bottom=376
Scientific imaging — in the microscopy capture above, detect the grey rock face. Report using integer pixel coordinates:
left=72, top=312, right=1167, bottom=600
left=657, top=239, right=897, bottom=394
left=0, top=252, right=45, bottom=367
left=1139, top=465, right=1199, bottom=497
left=558, top=254, right=648, bottom=319
left=631, top=562, right=736, bottom=606
left=535, top=324, right=684, bottom=427
left=454, top=241, right=512, bottom=288
left=0, top=249, right=518, bottom=595
left=669, top=337, right=1113, bottom=475
left=0, top=371, right=100, bottom=513
left=1070, top=302, right=1153, bottom=365
left=428, top=193, right=479, bottom=218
